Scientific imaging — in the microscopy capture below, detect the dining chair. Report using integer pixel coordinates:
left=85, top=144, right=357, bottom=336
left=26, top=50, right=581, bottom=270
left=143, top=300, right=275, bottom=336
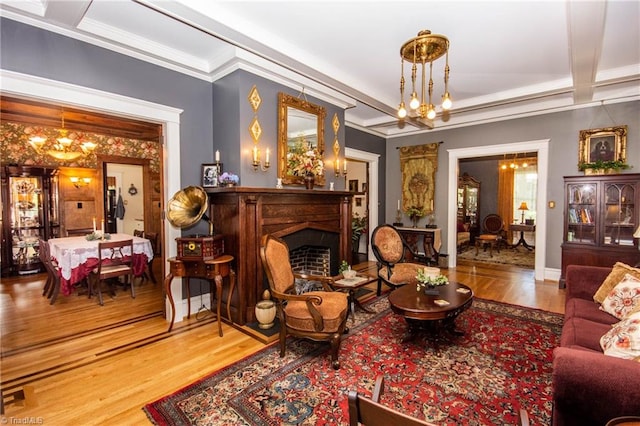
left=133, top=229, right=144, bottom=237
left=141, top=231, right=159, bottom=284
left=39, top=239, right=61, bottom=304
left=348, top=375, right=435, bottom=426
left=260, top=234, right=349, bottom=369
left=66, top=228, right=94, bottom=237
left=370, top=224, right=426, bottom=296
left=88, top=239, right=135, bottom=306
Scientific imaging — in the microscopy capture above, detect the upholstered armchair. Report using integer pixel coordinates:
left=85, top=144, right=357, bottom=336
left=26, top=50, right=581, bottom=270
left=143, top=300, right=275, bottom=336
left=260, top=234, right=349, bottom=369
left=371, top=224, right=426, bottom=296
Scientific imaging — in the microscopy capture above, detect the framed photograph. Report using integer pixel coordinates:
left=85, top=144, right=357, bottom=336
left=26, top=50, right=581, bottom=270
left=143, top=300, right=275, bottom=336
left=578, top=126, right=627, bottom=166
left=348, top=179, right=358, bottom=192
left=362, top=182, right=368, bottom=193
left=355, top=197, right=363, bottom=207
left=202, top=163, right=221, bottom=188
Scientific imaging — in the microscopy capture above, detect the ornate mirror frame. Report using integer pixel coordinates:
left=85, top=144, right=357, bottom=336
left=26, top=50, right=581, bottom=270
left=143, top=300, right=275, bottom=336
left=278, top=92, right=326, bottom=186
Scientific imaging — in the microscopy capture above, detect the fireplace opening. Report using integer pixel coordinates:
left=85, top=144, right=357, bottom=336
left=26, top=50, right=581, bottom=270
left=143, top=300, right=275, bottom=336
left=281, top=228, right=340, bottom=277
left=289, top=246, right=330, bottom=276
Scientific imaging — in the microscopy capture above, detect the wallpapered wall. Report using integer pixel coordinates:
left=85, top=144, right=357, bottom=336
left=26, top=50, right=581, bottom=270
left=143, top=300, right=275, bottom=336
left=0, top=122, right=161, bottom=172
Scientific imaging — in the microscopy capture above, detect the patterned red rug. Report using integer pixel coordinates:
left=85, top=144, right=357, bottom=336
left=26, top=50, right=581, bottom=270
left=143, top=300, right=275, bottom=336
left=144, top=297, right=562, bottom=425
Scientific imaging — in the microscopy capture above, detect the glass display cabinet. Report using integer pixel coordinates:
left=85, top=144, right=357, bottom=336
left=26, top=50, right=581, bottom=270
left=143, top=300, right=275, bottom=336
left=1, top=165, right=59, bottom=276
left=457, top=173, right=480, bottom=240
left=561, top=173, right=640, bottom=287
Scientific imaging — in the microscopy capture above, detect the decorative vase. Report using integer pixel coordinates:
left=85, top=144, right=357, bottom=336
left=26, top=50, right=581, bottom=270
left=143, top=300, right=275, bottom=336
left=255, top=289, right=276, bottom=329
left=411, top=215, right=419, bottom=228
left=423, top=285, right=439, bottom=296
left=224, top=182, right=236, bottom=187
left=304, top=173, right=315, bottom=190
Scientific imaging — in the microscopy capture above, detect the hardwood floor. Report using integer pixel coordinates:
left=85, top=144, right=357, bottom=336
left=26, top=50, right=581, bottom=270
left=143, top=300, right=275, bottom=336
left=1, top=260, right=565, bottom=423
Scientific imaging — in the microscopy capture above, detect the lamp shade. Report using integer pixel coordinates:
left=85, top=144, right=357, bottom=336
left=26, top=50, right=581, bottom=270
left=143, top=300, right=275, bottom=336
left=518, top=202, right=529, bottom=211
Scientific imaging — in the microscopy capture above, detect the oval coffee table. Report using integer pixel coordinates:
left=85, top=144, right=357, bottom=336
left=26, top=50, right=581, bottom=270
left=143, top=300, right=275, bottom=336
left=388, top=281, right=474, bottom=351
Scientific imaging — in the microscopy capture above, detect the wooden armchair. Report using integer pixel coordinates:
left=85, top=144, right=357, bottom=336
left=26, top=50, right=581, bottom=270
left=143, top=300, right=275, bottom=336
left=348, top=376, right=435, bottom=426
left=88, top=239, right=135, bottom=306
left=260, top=234, right=349, bottom=369
left=371, top=224, right=426, bottom=296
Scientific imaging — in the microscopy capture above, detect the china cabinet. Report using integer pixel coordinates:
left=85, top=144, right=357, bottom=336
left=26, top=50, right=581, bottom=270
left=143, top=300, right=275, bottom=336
left=1, top=165, right=60, bottom=276
left=560, top=173, right=640, bottom=287
left=457, top=173, right=480, bottom=240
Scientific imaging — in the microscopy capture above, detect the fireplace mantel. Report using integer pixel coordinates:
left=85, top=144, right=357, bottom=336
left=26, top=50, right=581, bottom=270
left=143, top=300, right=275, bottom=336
left=206, top=187, right=353, bottom=325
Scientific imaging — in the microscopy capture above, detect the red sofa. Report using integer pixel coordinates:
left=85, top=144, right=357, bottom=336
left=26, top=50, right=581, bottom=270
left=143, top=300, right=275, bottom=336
left=552, top=265, right=640, bottom=426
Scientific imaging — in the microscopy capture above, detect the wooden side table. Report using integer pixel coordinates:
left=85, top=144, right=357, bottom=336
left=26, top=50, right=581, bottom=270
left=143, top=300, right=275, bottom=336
left=509, top=223, right=535, bottom=250
left=164, top=255, right=236, bottom=336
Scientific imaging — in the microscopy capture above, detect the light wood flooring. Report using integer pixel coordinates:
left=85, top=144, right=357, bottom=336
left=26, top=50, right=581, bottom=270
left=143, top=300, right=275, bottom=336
left=1, top=259, right=565, bottom=424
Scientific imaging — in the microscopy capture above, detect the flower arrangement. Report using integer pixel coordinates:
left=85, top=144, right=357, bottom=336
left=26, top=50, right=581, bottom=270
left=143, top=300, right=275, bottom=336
left=416, top=267, right=448, bottom=290
left=218, top=172, right=239, bottom=185
left=405, top=205, right=425, bottom=219
left=85, top=232, right=111, bottom=241
left=287, top=138, right=324, bottom=176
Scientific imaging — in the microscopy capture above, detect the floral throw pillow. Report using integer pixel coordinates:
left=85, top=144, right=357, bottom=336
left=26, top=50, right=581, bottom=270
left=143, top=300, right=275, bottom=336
left=594, top=262, right=640, bottom=304
left=600, top=311, right=640, bottom=360
left=600, top=273, right=640, bottom=320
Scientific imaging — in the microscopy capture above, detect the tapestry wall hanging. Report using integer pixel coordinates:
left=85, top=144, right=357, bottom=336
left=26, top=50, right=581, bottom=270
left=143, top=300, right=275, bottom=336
left=399, top=142, right=439, bottom=217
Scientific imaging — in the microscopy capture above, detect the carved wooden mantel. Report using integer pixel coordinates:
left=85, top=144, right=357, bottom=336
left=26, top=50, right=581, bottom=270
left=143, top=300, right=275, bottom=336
left=205, top=187, right=353, bottom=325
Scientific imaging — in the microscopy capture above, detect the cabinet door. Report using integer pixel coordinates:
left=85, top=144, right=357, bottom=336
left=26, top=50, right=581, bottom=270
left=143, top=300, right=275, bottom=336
left=9, top=176, right=44, bottom=273
left=603, top=182, right=635, bottom=247
left=566, top=182, right=597, bottom=244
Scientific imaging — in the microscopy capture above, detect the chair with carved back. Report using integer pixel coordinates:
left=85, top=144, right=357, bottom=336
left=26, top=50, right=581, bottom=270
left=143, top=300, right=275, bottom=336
left=66, top=228, right=95, bottom=237
left=259, top=234, right=349, bottom=369
left=39, top=238, right=61, bottom=304
left=348, top=376, right=435, bottom=426
left=476, top=213, right=507, bottom=254
left=370, top=224, right=426, bottom=296
left=141, top=231, right=159, bottom=284
left=133, top=229, right=144, bottom=238
left=88, top=239, right=135, bottom=306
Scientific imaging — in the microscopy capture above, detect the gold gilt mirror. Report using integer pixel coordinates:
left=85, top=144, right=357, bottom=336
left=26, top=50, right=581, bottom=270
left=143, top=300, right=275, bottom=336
left=278, top=92, right=326, bottom=185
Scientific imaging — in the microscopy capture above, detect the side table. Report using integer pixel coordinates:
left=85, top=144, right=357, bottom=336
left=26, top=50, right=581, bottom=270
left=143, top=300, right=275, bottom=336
left=164, top=255, right=236, bottom=336
left=509, top=223, right=535, bottom=250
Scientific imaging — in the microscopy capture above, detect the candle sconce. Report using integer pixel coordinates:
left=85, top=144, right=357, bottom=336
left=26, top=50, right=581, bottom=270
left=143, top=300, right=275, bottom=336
left=248, top=85, right=270, bottom=172
left=331, top=113, right=347, bottom=178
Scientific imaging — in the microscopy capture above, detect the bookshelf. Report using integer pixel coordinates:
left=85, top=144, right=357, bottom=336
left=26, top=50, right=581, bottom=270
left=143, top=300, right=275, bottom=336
left=560, top=173, right=640, bottom=287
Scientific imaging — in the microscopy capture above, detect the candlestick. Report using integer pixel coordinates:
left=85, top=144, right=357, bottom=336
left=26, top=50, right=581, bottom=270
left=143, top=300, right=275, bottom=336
left=215, top=150, right=220, bottom=162
left=343, top=159, right=347, bottom=173
left=101, top=219, right=105, bottom=234
left=253, top=146, right=258, bottom=162
left=397, top=200, right=400, bottom=210
left=265, top=148, right=270, bottom=164
left=93, top=217, right=96, bottom=232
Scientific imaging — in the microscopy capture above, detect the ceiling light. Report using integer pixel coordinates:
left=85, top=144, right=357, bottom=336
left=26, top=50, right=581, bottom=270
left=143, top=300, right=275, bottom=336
left=28, top=109, right=97, bottom=161
left=397, top=30, right=451, bottom=127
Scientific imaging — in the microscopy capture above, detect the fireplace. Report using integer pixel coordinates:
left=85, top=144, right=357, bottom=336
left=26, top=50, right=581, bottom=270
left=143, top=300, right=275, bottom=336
left=283, top=228, right=340, bottom=276
left=207, top=187, right=353, bottom=325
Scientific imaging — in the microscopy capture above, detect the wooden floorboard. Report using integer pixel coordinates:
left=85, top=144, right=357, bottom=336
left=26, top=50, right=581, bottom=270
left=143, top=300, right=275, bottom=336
left=1, top=259, right=565, bottom=423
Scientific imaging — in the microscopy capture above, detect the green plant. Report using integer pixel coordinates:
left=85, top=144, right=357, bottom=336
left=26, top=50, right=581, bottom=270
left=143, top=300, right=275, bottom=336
left=578, top=159, right=631, bottom=171
left=416, top=268, right=448, bottom=289
left=338, top=260, right=350, bottom=274
left=405, top=206, right=425, bottom=219
left=351, top=213, right=367, bottom=247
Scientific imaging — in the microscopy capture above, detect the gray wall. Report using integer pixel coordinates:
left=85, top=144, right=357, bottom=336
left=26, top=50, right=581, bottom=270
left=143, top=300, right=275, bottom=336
left=387, top=102, right=640, bottom=269
left=460, top=159, right=499, bottom=222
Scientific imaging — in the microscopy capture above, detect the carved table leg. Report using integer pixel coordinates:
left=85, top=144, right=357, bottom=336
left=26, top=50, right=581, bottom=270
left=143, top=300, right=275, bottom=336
left=164, top=272, right=176, bottom=332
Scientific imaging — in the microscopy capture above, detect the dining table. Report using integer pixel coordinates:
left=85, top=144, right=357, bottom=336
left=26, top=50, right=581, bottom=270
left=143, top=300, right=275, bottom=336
left=48, top=233, right=154, bottom=296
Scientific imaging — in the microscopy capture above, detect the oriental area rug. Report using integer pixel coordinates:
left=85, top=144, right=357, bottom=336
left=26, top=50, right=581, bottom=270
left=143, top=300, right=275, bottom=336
left=144, top=297, right=562, bottom=426
left=458, top=245, right=535, bottom=268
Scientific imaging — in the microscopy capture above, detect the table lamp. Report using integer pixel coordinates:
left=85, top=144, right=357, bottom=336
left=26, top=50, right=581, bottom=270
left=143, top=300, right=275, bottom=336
left=518, top=202, right=529, bottom=224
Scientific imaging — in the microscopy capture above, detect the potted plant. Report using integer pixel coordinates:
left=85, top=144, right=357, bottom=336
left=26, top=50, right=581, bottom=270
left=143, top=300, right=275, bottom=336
left=405, top=206, right=425, bottom=228
left=351, top=213, right=367, bottom=252
left=578, top=160, right=631, bottom=175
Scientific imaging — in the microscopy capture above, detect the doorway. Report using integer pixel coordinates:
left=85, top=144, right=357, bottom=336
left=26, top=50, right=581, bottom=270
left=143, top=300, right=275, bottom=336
left=447, top=140, right=549, bottom=282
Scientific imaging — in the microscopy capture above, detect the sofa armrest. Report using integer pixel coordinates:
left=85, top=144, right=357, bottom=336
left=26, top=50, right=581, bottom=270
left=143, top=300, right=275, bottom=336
left=565, top=265, right=611, bottom=301
left=552, top=347, right=640, bottom=425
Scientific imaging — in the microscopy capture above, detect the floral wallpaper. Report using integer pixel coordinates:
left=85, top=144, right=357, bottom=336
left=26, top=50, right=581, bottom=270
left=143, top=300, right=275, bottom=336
left=0, top=122, right=160, bottom=173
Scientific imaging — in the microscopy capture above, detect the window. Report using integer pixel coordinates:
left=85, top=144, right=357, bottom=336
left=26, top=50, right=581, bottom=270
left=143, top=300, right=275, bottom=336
left=513, top=163, right=537, bottom=223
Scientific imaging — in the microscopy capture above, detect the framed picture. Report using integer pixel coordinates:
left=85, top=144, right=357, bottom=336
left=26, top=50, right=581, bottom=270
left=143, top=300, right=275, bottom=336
left=348, top=179, right=358, bottom=192
left=355, top=197, right=363, bottom=207
left=202, top=163, right=221, bottom=187
left=578, top=126, right=627, bottom=166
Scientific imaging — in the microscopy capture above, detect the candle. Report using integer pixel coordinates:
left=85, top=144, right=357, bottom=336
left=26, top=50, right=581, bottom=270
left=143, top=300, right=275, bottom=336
left=101, top=219, right=105, bottom=234
left=343, top=159, right=347, bottom=173
left=265, top=148, right=270, bottom=164
left=431, top=199, right=434, bottom=210
left=336, top=159, right=340, bottom=171
left=215, top=150, right=220, bottom=162
left=397, top=200, right=400, bottom=210
left=93, top=217, right=96, bottom=232
left=253, top=146, right=258, bottom=162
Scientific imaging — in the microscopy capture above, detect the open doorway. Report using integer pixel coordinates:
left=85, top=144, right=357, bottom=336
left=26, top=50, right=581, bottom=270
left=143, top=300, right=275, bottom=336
left=447, top=140, right=549, bottom=282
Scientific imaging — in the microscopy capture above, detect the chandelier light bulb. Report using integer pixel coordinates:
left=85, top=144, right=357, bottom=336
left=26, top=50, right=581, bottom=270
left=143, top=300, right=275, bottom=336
left=442, top=92, right=452, bottom=110
left=397, top=102, right=407, bottom=119
left=426, top=105, right=436, bottom=120
left=409, top=93, right=420, bottom=110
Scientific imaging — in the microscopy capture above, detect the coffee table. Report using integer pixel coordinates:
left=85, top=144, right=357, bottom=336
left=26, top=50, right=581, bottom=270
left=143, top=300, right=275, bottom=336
left=388, top=281, right=473, bottom=350
left=330, top=274, right=377, bottom=318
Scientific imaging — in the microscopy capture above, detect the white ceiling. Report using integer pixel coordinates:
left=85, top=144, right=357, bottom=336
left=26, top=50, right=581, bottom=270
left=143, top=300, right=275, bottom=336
left=2, top=0, right=639, bottom=138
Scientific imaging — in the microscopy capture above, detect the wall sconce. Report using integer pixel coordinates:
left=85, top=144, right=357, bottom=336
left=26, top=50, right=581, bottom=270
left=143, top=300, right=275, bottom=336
left=248, top=85, right=270, bottom=172
left=331, top=113, right=347, bottom=177
left=334, top=158, right=348, bottom=177
left=70, top=176, right=91, bottom=188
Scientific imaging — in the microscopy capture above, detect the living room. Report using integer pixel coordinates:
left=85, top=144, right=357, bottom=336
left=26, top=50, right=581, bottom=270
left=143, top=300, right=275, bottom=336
left=1, top=1, right=639, bottom=424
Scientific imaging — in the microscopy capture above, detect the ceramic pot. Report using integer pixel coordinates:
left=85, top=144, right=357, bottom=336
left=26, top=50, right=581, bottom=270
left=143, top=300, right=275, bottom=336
left=255, top=300, right=276, bottom=329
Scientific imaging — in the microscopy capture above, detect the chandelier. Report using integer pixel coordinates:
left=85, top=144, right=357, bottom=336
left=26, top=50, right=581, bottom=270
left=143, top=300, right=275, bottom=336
left=28, top=110, right=97, bottom=161
left=397, top=30, right=452, bottom=126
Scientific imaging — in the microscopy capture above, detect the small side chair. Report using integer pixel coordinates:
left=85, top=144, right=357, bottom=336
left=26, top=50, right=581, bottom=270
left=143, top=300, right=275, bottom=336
left=88, top=239, right=135, bottom=306
left=371, top=224, right=426, bottom=296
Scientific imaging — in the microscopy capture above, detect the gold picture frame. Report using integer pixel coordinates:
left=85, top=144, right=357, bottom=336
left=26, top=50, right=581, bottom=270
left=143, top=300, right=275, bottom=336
left=578, top=125, right=627, bottom=166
